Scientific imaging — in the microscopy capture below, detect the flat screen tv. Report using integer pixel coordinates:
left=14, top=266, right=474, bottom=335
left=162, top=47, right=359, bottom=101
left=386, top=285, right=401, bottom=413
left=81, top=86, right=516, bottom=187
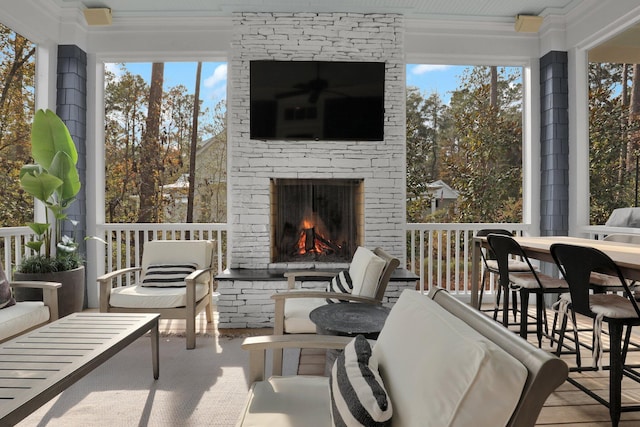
left=250, top=61, right=385, bottom=141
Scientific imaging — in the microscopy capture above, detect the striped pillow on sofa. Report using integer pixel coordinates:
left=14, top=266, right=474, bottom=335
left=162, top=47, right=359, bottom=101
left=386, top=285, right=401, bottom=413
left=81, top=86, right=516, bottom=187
left=330, top=334, right=392, bottom=426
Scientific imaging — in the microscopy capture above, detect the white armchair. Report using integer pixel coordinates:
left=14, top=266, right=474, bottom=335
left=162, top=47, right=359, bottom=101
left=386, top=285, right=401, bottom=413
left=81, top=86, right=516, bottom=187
left=270, top=246, right=399, bottom=374
left=98, top=240, right=216, bottom=349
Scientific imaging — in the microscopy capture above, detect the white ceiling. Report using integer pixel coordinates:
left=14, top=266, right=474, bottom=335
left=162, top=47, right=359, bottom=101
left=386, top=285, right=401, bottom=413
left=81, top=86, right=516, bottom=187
left=42, top=0, right=640, bottom=62
left=55, top=0, right=585, bottom=22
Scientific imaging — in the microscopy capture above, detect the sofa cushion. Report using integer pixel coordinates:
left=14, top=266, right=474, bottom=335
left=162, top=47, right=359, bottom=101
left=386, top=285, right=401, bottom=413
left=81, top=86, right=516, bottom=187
left=109, top=283, right=209, bottom=309
left=284, top=296, right=325, bottom=333
left=237, top=376, right=331, bottom=427
left=0, top=261, right=16, bottom=310
left=141, top=240, right=214, bottom=284
left=349, top=247, right=386, bottom=298
left=141, top=263, right=198, bottom=287
left=372, top=290, right=528, bottom=427
left=330, top=335, right=392, bottom=426
left=0, top=301, right=49, bottom=342
left=326, top=270, right=353, bottom=303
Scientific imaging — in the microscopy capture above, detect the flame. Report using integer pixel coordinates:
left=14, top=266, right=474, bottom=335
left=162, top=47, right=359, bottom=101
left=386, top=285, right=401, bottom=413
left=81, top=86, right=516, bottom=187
left=296, top=212, right=339, bottom=255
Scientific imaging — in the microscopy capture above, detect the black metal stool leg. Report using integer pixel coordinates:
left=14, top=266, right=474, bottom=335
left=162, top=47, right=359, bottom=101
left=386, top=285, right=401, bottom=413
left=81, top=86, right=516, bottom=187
left=609, top=322, right=623, bottom=427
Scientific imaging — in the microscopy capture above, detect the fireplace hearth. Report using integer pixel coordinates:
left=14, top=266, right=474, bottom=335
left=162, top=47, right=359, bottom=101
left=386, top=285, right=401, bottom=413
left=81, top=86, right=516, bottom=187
left=271, top=178, right=364, bottom=263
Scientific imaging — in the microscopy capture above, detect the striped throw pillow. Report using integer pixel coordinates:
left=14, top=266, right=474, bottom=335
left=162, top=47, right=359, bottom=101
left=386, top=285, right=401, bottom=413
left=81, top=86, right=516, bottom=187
left=330, top=335, right=392, bottom=427
left=141, top=263, right=198, bottom=287
left=326, top=270, right=353, bottom=304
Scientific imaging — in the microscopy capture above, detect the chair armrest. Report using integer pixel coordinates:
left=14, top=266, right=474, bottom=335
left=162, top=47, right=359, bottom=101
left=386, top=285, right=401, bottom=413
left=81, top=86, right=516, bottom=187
left=11, top=281, right=61, bottom=321
left=10, top=281, right=61, bottom=290
left=242, top=334, right=356, bottom=384
left=97, top=267, right=142, bottom=312
left=97, top=267, right=142, bottom=284
left=284, top=271, right=337, bottom=289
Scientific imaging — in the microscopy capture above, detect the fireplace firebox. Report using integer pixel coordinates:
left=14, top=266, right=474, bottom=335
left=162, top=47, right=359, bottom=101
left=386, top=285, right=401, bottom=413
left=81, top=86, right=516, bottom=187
left=271, top=178, right=364, bottom=263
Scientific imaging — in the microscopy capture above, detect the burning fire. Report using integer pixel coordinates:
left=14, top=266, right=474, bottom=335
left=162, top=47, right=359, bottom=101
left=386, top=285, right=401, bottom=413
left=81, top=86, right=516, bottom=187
left=296, top=212, right=340, bottom=255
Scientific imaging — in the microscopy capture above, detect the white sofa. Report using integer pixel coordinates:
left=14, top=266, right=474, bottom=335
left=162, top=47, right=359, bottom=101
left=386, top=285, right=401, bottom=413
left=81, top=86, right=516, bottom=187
left=0, top=281, right=61, bottom=343
left=237, top=288, right=568, bottom=427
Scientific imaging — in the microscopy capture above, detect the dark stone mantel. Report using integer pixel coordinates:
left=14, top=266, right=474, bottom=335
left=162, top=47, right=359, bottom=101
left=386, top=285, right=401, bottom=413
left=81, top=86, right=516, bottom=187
left=215, top=267, right=419, bottom=283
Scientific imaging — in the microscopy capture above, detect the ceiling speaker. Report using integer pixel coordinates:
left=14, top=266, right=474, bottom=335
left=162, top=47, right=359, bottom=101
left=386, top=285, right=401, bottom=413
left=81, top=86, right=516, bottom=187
left=514, top=15, right=543, bottom=33
left=83, top=8, right=112, bottom=26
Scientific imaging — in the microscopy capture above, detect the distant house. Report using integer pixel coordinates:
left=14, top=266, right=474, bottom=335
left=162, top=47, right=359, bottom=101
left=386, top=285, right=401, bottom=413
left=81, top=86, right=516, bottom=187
left=162, top=134, right=227, bottom=223
left=427, top=180, right=459, bottom=213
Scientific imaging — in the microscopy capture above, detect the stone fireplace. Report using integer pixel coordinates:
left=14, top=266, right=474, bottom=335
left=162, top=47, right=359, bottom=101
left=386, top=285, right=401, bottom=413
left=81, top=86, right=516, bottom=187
left=271, top=178, right=364, bottom=263
left=227, top=12, right=406, bottom=270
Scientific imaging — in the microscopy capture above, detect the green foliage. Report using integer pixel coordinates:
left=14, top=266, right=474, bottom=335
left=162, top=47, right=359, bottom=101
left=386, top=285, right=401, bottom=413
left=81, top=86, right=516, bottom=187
left=588, top=63, right=638, bottom=224
left=0, top=23, right=35, bottom=227
left=406, top=66, right=523, bottom=223
left=18, top=109, right=81, bottom=271
left=104, top=65, right=227, bottom=224
left=18, top=253, right=82, bottom=274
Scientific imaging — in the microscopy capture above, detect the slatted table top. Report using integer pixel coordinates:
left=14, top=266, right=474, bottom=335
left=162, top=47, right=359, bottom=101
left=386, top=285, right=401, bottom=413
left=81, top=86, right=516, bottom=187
left=0, top=312, right=159, bottom=425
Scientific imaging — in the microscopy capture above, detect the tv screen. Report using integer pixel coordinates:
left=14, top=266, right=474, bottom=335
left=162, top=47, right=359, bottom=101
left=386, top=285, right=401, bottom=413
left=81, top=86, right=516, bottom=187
left=250, top=61, right=385, bottom=141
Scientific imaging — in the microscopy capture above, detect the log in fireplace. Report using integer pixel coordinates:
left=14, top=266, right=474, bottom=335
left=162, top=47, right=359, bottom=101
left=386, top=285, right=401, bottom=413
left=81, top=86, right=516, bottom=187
left=270, top=178, right=364, bottom=263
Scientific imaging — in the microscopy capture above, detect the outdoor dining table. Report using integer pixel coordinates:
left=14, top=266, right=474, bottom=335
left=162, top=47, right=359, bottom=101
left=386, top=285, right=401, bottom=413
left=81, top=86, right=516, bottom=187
left=470, top=235, right=640, bottom=309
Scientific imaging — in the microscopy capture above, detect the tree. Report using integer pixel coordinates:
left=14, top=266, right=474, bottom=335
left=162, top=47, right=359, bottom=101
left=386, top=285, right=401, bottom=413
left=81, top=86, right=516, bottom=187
left=187, top=62, right=202, bottom=223
left=138, top=63, right=165, bottom=223
left=104, top=69, right=149, bottom=222
left=0, top=24, right=35, bottom=227
left=441, top=66, right=523, bottom=223
left=589, top=62, right=636, bottom=224
left=406, top=87, right=448, bottom=221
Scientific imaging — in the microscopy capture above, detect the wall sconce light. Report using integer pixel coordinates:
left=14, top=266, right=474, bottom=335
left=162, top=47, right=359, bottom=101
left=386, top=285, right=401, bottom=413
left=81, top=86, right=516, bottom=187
left=514, top=14, right=543, bottom=33
left=83, top=8, right=112, bottom=26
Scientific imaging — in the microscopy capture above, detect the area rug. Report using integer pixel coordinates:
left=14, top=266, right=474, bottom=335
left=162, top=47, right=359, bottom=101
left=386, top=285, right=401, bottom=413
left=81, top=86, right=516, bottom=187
left=17, top=335, right=299, bottom=426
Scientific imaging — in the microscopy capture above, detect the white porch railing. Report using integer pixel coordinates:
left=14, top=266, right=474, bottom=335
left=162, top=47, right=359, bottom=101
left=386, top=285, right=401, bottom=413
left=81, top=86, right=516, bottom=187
left=405, top=223, right=533, bottom=299
left=4, top=222, right=543, bottom=303
left=94, top=223, right=228, bottom=287
left=0, top=226, right=36, bottom=280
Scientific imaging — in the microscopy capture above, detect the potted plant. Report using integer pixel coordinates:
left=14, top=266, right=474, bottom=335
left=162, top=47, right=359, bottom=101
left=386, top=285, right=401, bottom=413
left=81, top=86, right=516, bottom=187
left=13, top=109, right=84, bottom=317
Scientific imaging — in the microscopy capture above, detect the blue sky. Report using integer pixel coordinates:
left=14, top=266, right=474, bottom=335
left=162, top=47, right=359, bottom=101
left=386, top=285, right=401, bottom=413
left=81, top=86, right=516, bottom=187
left=106, top=62, right=467, bottom=111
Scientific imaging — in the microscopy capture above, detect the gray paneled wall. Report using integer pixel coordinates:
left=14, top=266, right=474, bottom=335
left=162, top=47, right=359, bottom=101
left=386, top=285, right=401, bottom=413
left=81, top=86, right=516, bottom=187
left=539, top=51, right=569, bottom=236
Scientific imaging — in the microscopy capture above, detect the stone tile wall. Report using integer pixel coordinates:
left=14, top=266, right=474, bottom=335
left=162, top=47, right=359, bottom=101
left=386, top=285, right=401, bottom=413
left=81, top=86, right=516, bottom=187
left=227, top=12, right=406, bottom=269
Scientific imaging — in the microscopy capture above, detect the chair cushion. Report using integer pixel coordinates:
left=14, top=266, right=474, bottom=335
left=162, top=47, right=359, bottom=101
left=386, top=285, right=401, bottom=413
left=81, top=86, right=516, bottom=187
left=509, top=272, right=568, bottom=290
left=0, top=301, right=48, bottom=342
left=0, top=262, right=16, bottom=310
left=283, top=296, right=326, bottom=333
left=590, top=293, right=640, bottom=319
left=237, top=376, right=331, bottom=427
left=372, top=290, right=528, bottom=427
left=326, top=270, right=353, bottom=303
left=109, top=283, right=209, bottom=309
left=141, top=240, right=214, bottom=284
left=141, top=263, right=198, bottom=287
left=330, top=335, right=392, bottom=426
left=485, top=259, right=537, bottom=273
left=349, top=247, right=386, bottom=298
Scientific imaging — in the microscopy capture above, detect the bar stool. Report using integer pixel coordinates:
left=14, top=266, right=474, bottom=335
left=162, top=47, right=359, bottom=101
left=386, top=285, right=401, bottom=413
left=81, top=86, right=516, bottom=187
left=487, top=234, right=568, bottom=347
left=551, top=243, right=640, bottom=427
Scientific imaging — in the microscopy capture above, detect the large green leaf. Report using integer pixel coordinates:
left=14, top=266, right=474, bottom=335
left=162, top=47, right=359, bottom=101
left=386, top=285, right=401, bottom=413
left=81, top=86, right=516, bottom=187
left=49, top=151, right=81, bottom=202
left=30, top=109, right=78, bottom=169
left=19, top=167, right=63, bottom=203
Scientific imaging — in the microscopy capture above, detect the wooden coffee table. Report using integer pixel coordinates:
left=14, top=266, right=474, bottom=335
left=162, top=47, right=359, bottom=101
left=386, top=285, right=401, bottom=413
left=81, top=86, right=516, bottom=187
left=0, top=312, right=160, bottom=425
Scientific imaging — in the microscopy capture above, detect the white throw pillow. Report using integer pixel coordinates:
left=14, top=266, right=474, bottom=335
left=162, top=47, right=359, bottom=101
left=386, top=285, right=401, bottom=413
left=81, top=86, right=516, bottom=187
left=372, top=290, right=528, bottom=427
left=349, top=247, right=386, bottom=298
